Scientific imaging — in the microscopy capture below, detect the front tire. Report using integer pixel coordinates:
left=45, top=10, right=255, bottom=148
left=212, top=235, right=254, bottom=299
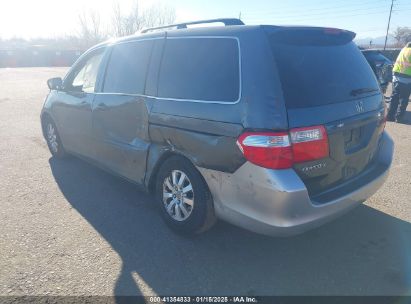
left=155, top=156, right=216, bottom=235
left=43, top=118, right=67, bottom=159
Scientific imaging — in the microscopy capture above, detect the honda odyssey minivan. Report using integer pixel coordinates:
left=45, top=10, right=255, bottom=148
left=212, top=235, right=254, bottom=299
left=41, top=19, right=394, bottom=236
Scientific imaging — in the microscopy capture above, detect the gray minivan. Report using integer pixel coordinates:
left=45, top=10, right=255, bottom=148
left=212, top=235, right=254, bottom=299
left=41, top=19, right=394, bottom=236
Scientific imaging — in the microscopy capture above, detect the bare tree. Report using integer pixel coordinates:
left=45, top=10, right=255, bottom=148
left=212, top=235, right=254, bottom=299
left=77, top=9, right=107, bottom=49
left=141, top=3, right=176, bottom=29
left=112, top=2, right=124, bottom=37
left=75, top=1, right=176, bottom=48
left=111, top=0, right=176, bottom=37
left=112, top=1, right=145, bottom=36
left=391, top=27, right=411, bottom=47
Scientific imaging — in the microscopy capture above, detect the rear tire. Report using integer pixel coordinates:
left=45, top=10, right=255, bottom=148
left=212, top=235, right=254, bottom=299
left=42, top=117, right=67, bottom=159
left=155, top=156, right=216, bottom=235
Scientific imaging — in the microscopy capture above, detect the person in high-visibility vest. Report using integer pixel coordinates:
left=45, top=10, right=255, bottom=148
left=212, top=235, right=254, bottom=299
left=387, top=42, right=411, bottom=122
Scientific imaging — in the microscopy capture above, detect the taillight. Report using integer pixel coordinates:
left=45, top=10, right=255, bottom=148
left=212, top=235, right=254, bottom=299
left=237, top=132, right=293, bottom=169
left=237, top=126, right=329, bottom=169
left=290, top=125, right=329, bottom=163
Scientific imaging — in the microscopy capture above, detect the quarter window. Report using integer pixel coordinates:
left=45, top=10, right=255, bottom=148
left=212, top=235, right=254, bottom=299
left=103, top=40, right=153, bottom=94
left=158, top=38, right=240, bottom=102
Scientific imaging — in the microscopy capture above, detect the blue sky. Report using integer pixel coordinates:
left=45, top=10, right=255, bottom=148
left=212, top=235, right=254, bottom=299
left=0, top=0, right=410, bottom=39
left=174, top=0, right=410, bottom=38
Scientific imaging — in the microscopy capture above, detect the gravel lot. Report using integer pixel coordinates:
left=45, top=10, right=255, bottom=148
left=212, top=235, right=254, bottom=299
left=0, top=67, right=410, bottom=296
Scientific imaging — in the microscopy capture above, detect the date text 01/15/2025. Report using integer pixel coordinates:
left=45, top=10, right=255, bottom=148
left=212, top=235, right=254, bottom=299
left=148, top=296, right=258, bottom=303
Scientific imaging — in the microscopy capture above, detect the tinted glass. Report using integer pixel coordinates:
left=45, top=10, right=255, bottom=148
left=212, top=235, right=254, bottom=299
left=158, top=38, right=240, bottom=102
left=103, top=40, right=153, bottom=94
left=363, top=51, right=391, bottom=64
left=270, top=31, right=379, bottom=108
left=69, top=50, right=104, bottom=93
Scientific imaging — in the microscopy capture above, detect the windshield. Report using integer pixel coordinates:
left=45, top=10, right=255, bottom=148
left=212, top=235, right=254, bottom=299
left=270, top=30, right=379, bottom=108
left=363, top=51, right=392, bottom=64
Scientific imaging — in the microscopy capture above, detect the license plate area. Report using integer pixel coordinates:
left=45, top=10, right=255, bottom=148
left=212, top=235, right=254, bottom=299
left=344, top=127, right=363, bottom=153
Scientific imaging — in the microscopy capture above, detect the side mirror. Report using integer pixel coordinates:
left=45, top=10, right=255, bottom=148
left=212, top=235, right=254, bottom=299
left=47, top=77, right=63, bottom=90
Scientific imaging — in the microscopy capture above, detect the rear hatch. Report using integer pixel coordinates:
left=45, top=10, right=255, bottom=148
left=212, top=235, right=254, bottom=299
left=268, top=27, right=386, bottom=201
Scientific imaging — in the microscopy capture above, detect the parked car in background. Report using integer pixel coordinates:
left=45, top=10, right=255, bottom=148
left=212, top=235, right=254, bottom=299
left=361, top=49, right=393, bottom=94
left=41, top=19, right=393, bottom=236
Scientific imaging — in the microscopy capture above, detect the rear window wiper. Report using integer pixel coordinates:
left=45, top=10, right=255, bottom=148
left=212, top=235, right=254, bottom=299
left=350, top=87, right=379, bottom=96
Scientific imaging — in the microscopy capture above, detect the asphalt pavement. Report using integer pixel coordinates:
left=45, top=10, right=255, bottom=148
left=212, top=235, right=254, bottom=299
left=0, top=68, right=410, bottom=296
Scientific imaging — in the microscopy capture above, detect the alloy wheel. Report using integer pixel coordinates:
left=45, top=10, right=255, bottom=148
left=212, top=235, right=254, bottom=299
left=46, top=123, right=58, bottom=153
left=162, top=170, right=194, bottom=221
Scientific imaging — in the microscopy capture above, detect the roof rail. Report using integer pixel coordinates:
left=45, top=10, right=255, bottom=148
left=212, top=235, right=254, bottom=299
left=140, top=18, right=244, bottom=34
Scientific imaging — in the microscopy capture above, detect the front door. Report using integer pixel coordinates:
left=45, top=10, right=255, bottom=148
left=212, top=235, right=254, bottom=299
left=54, top=48, right=105, bottom=158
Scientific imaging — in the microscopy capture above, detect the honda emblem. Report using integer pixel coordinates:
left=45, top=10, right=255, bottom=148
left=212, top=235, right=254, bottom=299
left=356, top=101, right=364, bottom=113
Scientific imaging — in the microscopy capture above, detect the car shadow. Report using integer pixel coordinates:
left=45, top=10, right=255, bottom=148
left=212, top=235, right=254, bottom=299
left=49, top=157, right=411, bottom=297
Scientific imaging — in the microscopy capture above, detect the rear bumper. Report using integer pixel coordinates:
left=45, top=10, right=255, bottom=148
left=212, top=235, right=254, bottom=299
left=198, top=131, right=394, bottom=236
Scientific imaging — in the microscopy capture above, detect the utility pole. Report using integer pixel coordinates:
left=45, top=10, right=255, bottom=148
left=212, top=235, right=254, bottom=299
left=384, top=0, right=394, bottom=50
left=239, top=11, right=242, bottom=20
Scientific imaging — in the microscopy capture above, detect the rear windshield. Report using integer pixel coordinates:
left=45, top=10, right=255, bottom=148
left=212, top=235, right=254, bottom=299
left=270, top=30, right=379, bottom=108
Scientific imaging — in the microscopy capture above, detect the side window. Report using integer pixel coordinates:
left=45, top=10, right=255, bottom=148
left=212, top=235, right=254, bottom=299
left=103, top=40, right=153, bottom=94
left=66, top=49, right=105, bottom=93
left=158, top=38, right=240, bottom=102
